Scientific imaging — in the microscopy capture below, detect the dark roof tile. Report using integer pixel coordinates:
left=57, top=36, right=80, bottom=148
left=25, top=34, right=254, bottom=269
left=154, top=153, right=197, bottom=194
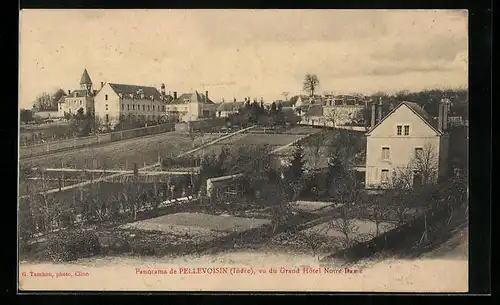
left=108, top=83, right=163, bottom=100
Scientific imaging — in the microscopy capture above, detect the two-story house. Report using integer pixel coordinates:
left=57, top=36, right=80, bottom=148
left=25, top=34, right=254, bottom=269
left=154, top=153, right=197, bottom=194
left=216, top=99, right=246, bottom=117
left=365, top=100, right=450, bottom=189
left=165, top=91, right=217, bottom=122
left=94, top=82, right=170, bottom=128
left=58, top=69, right=96, bottom=117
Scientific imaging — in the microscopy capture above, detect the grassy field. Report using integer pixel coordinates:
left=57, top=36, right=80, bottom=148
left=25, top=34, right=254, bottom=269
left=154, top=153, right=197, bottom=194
left=20, top=132, right=221, bottom=170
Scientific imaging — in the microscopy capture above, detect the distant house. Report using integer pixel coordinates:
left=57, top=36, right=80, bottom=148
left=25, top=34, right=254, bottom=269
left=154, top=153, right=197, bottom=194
left=290, top=95, right=310, bottom=108
left=301, top=104, right=329, bottom=126
left=365, top=100, right=450, bottom=189
left=216, top=100, right=246, bottom=117
left=94, top=82, right=169, bottom=128
left=58, top=69, right=96, bottom=117
left=166, top=91, right=218, bottom=122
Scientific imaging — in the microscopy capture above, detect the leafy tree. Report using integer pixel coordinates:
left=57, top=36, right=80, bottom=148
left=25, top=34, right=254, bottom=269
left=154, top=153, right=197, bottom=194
left=283, top=143, right=306, bottom=201
left=303, top=74, right=320, bottom=97
left=20, top=109, right=34, bottom=123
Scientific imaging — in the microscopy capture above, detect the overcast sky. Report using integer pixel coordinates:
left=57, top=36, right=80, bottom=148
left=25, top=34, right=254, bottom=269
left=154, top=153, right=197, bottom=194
left=19, top=9, right=468, bottom=108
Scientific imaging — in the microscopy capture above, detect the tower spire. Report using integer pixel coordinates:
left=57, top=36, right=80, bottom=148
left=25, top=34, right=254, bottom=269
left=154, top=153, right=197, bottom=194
left=80, top=69, right=93, bottom=93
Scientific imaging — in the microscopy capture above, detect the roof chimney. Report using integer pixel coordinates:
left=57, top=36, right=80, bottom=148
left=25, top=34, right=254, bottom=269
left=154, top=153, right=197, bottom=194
left=438, top=102, right=444, bottom=132
left=173, top=92, right=177, bottom=99
left=68, top=90, right=71, bottom=95
left=377, top=97, right=383, bottom=123
left=101, top=82, right=104, bottom=89
left=161, top=83, right=166, bottom=95
left=371, top=103, right=376, bottom=128
left=205, top=91, right=209, bottom=101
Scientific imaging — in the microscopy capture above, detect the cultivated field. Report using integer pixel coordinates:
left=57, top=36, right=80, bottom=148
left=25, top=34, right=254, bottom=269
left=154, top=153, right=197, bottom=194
left=20, top=132, right=221, bottom=170
left=301, top=219, right=396, bottom=240
left=119, top=212, right=272, bottom=243
left=193, top=127, right=313, bottom=157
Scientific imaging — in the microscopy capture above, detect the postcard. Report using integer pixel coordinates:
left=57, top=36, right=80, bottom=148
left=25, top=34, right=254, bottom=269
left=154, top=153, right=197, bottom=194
left=18, top=9, right=469, bottom=292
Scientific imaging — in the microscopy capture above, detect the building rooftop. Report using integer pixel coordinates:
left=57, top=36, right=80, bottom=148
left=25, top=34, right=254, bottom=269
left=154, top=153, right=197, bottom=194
left=108, top=83, right=163, bottom=101
left=169, top=91, right=216, bottom=105
left=80, top=69, right=92, bottom=85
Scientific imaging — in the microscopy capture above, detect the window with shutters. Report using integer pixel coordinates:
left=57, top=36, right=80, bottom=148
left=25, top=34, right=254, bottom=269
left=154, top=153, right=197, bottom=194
left=415, top=147, right=423, bottom=159
left=381, top=169, right=389, bottom=183
left=381, top=147, right=390, bottom=160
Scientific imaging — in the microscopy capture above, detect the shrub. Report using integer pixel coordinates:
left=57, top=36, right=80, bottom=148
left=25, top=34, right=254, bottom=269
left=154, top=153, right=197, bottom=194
left=45, top=229, right=101, bottom=262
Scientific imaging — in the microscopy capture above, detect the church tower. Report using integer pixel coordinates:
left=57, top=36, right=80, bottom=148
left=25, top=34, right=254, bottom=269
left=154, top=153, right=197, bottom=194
left=80, top=69, right=93, bottom=95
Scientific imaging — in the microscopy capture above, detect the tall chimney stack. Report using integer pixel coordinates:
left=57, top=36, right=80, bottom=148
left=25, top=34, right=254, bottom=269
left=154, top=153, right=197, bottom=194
left=173, top=92, right=177, bottom=99
left=371, top=102, right=376, bottom=127
left=441, top=98, right=450, bottom=131
left=377, top=97, right=383, bottom=123
left=438, top=102, right=444, bottom=132
left=205, top=91, right=209, bottom=101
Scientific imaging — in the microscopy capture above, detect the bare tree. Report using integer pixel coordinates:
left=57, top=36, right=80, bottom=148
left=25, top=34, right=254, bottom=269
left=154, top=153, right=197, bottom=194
left=410, top=142, right=439, bottom=186
left=324, top=106, right=339, bottom=127
left=302, top=74, right=320, bottom=97
left=306, top=132, right=325, bottom=170
left=328, top=203, right=359, bottom=249
left=386, top=168, right=416, bottom=226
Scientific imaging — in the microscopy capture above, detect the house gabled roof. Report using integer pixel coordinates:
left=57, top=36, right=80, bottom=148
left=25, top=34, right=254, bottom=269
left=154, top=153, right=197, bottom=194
left=366, top=101, right=443, bottom=136
left=279, top=101, right=295, bottom=108
left=305, top=104, right=323, bottom=117
left=66, top=90, right=90, bottom=98
left=169, top=91, right=216, bottom=105
left=108, top=83, right=163, bottom=100
left=217, top=101, right=245, bottom=112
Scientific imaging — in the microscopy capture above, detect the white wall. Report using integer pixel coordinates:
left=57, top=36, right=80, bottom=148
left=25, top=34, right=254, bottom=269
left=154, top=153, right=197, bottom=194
left=94, top=83, right=120, bottom=126
left=365, top=104, right=442, bottom=188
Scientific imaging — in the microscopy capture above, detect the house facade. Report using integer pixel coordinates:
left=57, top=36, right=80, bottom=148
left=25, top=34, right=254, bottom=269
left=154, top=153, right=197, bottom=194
left=365, top=101, right=450, bottom=189
left=58, top=69, right=96, bottom=117
left=94, top=82, right=168, bottom=128
left=165, top=91, right=218, bottom=122
left=216, top=100, right=245, bottom=117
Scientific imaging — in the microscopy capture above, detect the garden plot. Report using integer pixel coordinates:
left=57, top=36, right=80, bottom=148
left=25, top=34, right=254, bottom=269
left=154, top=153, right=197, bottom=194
left=196, top=133, right=306, bottom=158
left=301, top=219, right=396, bottom=240
left=119, top=212, right=272, bottom=242
left=20, top=132, right=221, bottom=170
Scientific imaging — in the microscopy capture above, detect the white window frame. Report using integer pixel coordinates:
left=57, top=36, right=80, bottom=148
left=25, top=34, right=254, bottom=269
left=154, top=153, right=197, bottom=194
left=381, top=146, right=391, bottom=161
left=414, top=146, right=423, bottom=159
left=381, top=169, right=390, bottom=184
left=404, top=125, right=410, bottom=136
left=396, top=125, right=402, bottom=136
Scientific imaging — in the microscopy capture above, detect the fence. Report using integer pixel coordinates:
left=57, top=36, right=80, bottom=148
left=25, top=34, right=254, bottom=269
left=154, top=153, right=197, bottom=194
left=20, top=123, right=175, bottom=159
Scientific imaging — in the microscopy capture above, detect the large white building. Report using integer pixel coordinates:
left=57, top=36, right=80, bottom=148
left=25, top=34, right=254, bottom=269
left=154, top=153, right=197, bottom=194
left=364, top=100, right=450, bottom=189
left=94, top=82, right=171, bottom=127
left=165, top=91, right=218, bottom=122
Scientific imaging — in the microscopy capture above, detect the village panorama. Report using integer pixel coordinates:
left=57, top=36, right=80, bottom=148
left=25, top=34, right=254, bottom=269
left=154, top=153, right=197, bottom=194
left=18, top=10, right=469, bottom=292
